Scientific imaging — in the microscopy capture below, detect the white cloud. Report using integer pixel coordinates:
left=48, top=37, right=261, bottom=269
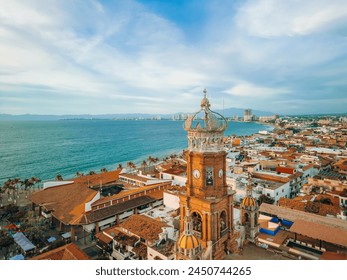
left=236, top=0, right=347, bottom=37
left=224, top=82, right=290, bottom=98
left=0, top=0, right=347, bottom=115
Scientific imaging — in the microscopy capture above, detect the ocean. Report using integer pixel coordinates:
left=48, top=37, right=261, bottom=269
left=0, top=120, right=272, bottom=184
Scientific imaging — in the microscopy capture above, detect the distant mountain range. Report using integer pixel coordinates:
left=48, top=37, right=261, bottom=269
left=0, top=108, right=274, bottom=121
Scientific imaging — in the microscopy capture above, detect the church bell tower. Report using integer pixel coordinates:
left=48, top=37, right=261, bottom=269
left=177, top=89, right=235, bottom=260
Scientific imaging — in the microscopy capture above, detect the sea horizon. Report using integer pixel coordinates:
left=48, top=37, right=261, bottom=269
left=0, top=119, right=272, bottom=185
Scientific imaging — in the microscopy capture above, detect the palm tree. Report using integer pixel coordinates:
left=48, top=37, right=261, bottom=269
left=89, top=170, right=96, bottom=175
left=141, top=160, right=148, bottom=173
left=117, top=164, right=123, bottom=170
left=75, top=171, right=84, bottom=177
left=147, top=156, right=155, bottom=166
left=29, top=177, right=37, bottom=192
left=22, top=179, right=34, bottom=198
left=0, top=185, right=5, bottom=207
left=100, top=168, right=108, bottom=173
left=12, top=178, right=21, bottom=199
left=55, top=174, right=63, bottom=181
left=4, top=179, right=16, bottom=204
left=127, top=161, right=134, bottom=172
left=31, top=177, right=41, bottom=190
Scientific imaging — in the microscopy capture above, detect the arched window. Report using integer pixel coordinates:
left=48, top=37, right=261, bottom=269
left=220, top=211, right=227, bottom=237
left=192, top=212, right=202, bottom=234
left=245, top=213, right=249, bottom=223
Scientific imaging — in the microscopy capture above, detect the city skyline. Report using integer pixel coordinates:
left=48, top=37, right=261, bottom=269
left=1, top=0, right=347, bottom=115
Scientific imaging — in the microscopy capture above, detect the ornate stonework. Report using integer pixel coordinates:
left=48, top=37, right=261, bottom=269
left=184, top=89, right=228, bottom=153
left=176, top=89, right=235, bottom=260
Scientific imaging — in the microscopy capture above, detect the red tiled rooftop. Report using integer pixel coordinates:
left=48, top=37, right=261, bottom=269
left=30, top=243, right=90, bottom=260
left=119, top=215, right=168, bottom=243
left=29, top=169, right=121, bottom=225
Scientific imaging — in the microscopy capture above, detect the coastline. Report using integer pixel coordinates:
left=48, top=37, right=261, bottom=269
left=0, top=120, right=270, bottom=185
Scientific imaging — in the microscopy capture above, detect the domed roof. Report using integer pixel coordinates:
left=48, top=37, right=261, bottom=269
left=241, top=196, right=257, bottom=208
left=184, top=89, right=228, bottom=133
left=178, top=233, right=200, bottom=250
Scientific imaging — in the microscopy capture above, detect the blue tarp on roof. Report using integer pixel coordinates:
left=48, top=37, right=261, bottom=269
left=61, top=232, right=71, bottom=239
left=13, top=232, right=36, bottom=252
left=9, top=254, right=25, bottom=260
left=47, top=236, right=56, bottom=243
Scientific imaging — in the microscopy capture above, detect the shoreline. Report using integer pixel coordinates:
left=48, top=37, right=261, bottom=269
left=0, top=121, right=270, bottom=185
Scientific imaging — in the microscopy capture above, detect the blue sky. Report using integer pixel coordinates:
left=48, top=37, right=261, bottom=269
left=0, top=0, right=347, bottom=115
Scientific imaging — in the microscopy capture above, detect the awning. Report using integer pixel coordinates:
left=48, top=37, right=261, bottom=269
left=47, top=236, right=56, bottom=243
left=61, top=232, right=71, bottom=239
left=13, top=232, right=36, bottom=252
left=9, top=254, right=25, bottom=260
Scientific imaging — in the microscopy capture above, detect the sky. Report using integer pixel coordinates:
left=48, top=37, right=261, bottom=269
left=0, top=0, right=347, bottom=115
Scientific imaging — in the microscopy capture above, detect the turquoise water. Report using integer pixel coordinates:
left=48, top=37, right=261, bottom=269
left=0, top=120, right=272, bottom=184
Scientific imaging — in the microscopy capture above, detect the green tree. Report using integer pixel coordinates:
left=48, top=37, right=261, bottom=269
left=22, top=211, right=50, bottom=244
left=75, top=172, right=84, bottom=177
left=141, top=160, right=148, bottom=173
left=100, top=168, right=108, bottom=173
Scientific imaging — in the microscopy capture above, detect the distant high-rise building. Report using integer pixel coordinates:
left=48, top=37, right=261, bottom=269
left=244, top=109, right=252, bottom=122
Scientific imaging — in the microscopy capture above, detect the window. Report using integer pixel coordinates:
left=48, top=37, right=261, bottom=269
left=206, top=167, right=214, bottom=186
left=192, top=212, right=202, bottom=233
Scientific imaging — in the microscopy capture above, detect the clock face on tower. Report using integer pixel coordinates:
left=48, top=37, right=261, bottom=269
left=193, top=169, right=200, bottom=179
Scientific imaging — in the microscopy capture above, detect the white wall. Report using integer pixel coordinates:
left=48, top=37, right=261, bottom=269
left=83, top=223, right=96, bottom=233
left=43, top=181, right=74, bottom=189
left=161, top=173, right=186, bottom=187
left=163, top=192, right=180, bottom=209
left=119, top=210, right=134, bottom=220
left=85, top=192, right=101, bottom=211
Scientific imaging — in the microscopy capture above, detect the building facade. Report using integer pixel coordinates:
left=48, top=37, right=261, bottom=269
left=176, top=90, right=236, bottom=260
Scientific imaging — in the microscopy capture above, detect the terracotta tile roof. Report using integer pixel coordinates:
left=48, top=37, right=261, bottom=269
left=278, top=197, right=341, bottom=216
left=95, top=232, right=113, bottom=244
left=132, top=243, right=147, bottom=258
left=92, top=181, right=170, bottom=207
left=73, top=169, right=122, bottom=186
left=290, top=219, right=347, bottom=247
left=30, top=243, right=90, bottom=260
left=161, top=165, right=187, bottom=176
left=114, top=230, right=138, bottom=246
left=29, top=170, right=121, bottom=225
left=320, top=251, right=347, bottom=260
left=103, top=227, right=121, bottom=238
left=84, top=196, right=156, bottom=223
left=119, top=215, right=168, bottom=243
left=147, top=190, right=164, bottom=200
